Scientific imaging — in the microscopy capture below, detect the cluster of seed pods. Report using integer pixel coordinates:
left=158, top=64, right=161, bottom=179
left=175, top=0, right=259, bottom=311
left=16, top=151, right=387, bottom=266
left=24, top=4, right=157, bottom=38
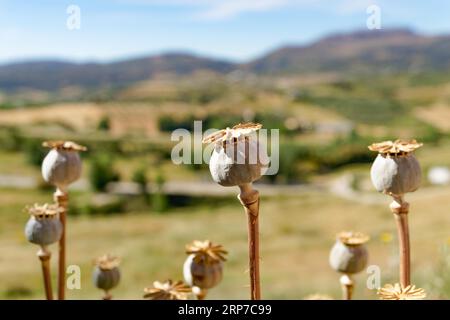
left=23, top=129, right=427, bottom=300
left=25, top=141, right=86, bottom=300
left=143, top=240, right=227, bottom=300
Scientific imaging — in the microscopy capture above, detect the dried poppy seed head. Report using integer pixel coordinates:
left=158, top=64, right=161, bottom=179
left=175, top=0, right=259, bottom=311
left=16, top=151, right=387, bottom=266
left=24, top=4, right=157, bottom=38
left=24, top=203, right=63, bottom=246
left=329, top=231, right=369, bottom=274
left=183, top=240, right=227, bottom=290
left=92, top=254, right=121, bottom=292
left=143, top=280, right=191, bottom=300
left=369, top=139, right=422, bottom=196
left=377, top=283, right=426, bottom=300
left=203, top=123, right=269, bottom=187
left=41, top=140, right=86, bottom=191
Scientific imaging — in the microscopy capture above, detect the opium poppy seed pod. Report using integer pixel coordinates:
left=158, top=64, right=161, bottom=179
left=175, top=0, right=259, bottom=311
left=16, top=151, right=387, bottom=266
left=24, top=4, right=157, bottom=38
left=329, top=231, right=369, bottom=300
left=41, top=141, right=87, bottom=191
left=203, top=122, right=267, bottom=300
left=369, top=139, right=422, bottom=196
left=42, top=140, right=87, bottom=300
left=24, top=203, right=62, bottom=300
left=329, top=231, right=369, bottom=274
left=25, top=203, right=63, bottom=246
left=369, top=139, right=423, bottom=288
left=143, top=280, right=191, bottom=300
left=204, top=123, right=269, bottom=187
left=92, top=254, right=121, bottom=299
left=183, top=240, right=227, bottom=299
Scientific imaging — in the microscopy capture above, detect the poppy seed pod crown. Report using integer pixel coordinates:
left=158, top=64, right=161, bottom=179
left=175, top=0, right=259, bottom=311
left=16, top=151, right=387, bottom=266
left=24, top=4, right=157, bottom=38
left=185, top=240, right=227, bottom=264
left=369, top=139, right=422, bottom=196
left=203, top=123, right=269, bottom=187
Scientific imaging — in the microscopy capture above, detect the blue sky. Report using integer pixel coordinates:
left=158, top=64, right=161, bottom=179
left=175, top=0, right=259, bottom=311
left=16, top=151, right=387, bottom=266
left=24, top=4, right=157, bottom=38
left=1, top=0, right=450, bottom=63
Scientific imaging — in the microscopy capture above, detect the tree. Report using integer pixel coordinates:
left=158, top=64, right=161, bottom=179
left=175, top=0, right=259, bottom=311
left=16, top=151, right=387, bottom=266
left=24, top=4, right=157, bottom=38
left=89, top=154, right=120, bottom=192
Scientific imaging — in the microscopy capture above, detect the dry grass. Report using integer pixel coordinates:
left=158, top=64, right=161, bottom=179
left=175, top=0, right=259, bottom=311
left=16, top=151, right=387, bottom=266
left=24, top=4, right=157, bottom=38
left=416, top=103, right=450, bottom=132
left=0, top=103, right=103, bottom=131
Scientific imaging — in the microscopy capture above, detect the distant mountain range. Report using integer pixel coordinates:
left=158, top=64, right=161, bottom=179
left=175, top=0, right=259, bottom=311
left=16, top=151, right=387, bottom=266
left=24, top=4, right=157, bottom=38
left=243, top=29, right=450, bottom=74
left=1, top=28, right=450, bottom=92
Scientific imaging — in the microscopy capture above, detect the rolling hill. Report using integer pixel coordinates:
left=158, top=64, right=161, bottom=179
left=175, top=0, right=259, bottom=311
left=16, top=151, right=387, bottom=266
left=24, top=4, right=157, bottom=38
left=0, top=53, right=235, bottom=91
left=244, top=29, right=450, bottom=74
left=1, top=28, right=450, bottom=92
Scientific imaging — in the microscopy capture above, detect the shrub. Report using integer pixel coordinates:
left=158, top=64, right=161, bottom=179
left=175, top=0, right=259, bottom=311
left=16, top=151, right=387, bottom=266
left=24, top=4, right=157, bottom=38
left=89, top=154, right=120, bottom=192
left=97, top=116, right=111, bottom=131
left=152, top=171, right=168, bottom=213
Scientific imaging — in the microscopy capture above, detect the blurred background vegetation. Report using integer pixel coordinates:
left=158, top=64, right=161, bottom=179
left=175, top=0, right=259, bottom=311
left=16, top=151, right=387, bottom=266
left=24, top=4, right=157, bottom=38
left=1, top=28, right=450, bottom=299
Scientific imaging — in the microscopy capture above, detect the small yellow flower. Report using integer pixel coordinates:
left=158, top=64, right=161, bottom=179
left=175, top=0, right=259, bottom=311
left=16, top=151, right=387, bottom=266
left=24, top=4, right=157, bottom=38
left=380, top=232, right=393, bottom=244
left=377, top=283, right=426, bottom=300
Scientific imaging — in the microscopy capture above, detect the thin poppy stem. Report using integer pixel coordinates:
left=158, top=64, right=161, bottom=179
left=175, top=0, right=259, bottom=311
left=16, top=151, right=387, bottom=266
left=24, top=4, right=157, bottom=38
left=37, top=246, right=53, bottom=300
left=238, top=183, right=261, bottom=300
left=340, top=274, right=354, bottom=300
left=54, top=188, right=68, bottom=300
left=390, top=195, right=411, bottom=288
